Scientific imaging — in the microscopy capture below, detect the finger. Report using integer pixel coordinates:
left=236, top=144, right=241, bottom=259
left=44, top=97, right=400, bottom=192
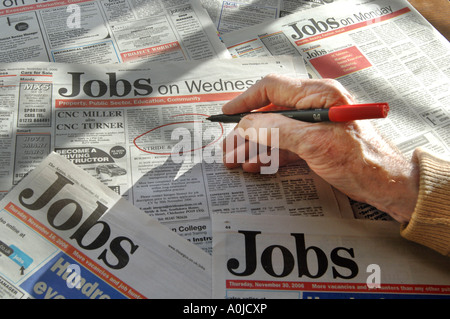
left=242, top=148, right=300, bottom=173
left=222, top=125, right=244, bottom=154
left=222, top=128, right=266, bottom=168
left=222, top=74, right=355, bottom=115
left=222, top=124, right=248, bottom=168
left=236, top=112, right=332, bottom=161
left=222, top=125, right=301, bottom=171
left=223, top=139, right=251, bottom=168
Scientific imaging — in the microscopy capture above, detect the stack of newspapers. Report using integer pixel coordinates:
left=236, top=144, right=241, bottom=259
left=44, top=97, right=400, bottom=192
left=0, top=0, right=449, bottom=299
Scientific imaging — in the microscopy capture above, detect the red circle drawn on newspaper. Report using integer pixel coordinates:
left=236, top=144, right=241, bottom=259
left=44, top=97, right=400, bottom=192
left=133, top=113, right=224, bottom=155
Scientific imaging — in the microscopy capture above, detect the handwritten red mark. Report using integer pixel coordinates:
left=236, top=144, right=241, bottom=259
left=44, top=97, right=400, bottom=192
left=133, top=113, right=224, bottom=155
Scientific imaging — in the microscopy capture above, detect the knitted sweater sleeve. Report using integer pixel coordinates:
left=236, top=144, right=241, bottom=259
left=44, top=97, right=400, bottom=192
left=400, top=148, right=450, bottom=256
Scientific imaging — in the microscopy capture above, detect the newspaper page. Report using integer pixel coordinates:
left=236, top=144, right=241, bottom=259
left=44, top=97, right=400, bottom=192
left=222, top=0, right=450, bottom=218
left=0, top=151, right=212, bottom=299
left=212, top=213, right=450, bottom=299
left=0, top=0, right=230, bottom=64
left=200, top=0, right=343, bottom=35
left=0, top=57, right=352, bottom=255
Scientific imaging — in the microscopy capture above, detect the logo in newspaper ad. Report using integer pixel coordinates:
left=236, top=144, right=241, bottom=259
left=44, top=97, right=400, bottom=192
left=0, top=240, right=33, bottom=273
left=55, top=147, right=117, bottom=165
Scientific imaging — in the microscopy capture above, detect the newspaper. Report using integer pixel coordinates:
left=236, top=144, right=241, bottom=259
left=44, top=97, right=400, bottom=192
left=0, top=151, right=212, bottom=299
left=0, top=57, right=353, bottom=255
left=222, top=0, right=450, bottom=218
left=212, top=213, right=450, bottom=299
left=200, top=0, right=344, bottom=35
left=0, top=0, right=230, bottom=64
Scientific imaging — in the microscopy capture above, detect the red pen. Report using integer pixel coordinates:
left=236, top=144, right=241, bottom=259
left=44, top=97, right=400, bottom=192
left=206, top=103, right=389, bottom=123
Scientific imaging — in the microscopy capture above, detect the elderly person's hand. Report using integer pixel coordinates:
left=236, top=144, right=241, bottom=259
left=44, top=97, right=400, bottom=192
left=222, top=74, right=419, bottom=223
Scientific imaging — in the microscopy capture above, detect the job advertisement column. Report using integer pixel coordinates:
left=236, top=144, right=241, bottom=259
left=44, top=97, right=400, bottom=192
left=14, top=69, right=53, bottom=187
left=0, top=10, right=49, bottom=63
left=0, top=70, right=18, bottom=199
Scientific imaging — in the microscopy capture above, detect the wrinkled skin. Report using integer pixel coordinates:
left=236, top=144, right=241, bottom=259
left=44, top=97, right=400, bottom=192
left=222, top=74, right=419, bottom=223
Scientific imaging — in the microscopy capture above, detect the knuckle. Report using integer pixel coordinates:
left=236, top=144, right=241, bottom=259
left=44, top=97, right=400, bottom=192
left=264, top=73, right=284, bottom=82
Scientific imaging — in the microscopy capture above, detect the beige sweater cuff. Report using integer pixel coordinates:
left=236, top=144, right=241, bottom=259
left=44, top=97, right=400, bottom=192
left=400, top=148, right=450, bottom=256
